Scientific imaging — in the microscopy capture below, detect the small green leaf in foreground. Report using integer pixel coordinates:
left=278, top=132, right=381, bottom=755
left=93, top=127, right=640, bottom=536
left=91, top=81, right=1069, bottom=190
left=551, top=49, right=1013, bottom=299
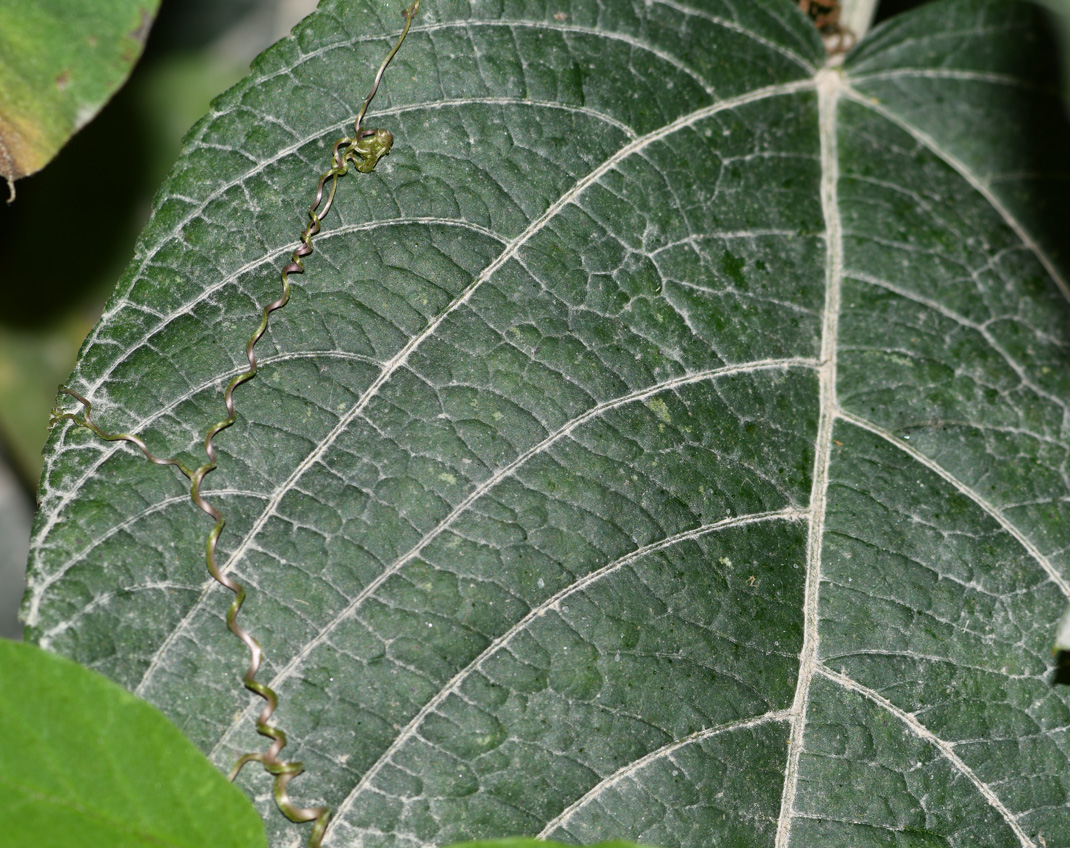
left=0, top=639, right=265, bottom=848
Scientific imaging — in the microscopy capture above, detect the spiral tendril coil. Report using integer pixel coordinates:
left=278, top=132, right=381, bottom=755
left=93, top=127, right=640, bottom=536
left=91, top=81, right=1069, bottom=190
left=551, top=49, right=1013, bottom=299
left=49, top=3, right=421, bottom=845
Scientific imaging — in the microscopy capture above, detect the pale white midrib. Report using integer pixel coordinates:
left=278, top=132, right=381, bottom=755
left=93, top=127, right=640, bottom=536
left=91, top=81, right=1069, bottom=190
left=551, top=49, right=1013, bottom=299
left=772, top=66, right=1059, bottom=845
left=817, top=667, right=1035, bottom=847
left=206, top=358, right=813, bottom=750
left=535, top=708, right=793, bottom=841
left=839, top=86, right=1070, bottom=305
left=318, top=509, right=806, bottom=835
left=838, top=409, right=1070, bottom=599
left=128, top=78, right=815, bottom=692
left=774, top=66, right=843, bottom=848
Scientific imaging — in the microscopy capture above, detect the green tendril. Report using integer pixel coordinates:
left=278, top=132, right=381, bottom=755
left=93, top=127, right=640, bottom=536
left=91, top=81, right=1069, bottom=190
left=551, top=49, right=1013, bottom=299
left=50, top=3, right=421, bottom=845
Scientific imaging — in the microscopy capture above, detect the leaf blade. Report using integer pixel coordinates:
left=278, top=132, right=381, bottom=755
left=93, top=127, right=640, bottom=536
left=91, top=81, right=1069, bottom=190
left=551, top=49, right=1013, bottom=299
left=26, top=1, right=1070, bottom=846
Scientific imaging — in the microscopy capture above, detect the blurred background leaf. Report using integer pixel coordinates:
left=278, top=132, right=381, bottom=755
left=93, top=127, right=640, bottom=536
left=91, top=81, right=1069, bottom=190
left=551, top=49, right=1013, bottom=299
left=0, top=0, right=161, bottom=194
left=0, top=454, right=30, bottom=639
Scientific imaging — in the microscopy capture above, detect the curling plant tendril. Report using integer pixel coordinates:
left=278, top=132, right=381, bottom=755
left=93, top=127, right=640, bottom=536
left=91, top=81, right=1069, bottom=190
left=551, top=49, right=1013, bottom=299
left=48, top=3, right=421, bottom=845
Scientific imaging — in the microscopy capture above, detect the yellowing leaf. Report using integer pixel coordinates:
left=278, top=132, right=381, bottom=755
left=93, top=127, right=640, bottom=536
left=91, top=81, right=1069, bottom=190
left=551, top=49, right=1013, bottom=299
left=0, top=0, right=159, bottom=195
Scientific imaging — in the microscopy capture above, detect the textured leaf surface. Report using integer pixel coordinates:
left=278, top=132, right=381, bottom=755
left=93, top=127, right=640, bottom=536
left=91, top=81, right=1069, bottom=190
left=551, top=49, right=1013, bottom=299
left=25, top=1, right=1070, bottom=846
left=443, top=841, right=645, bottom=848
left=0, top=0, right=159, bottom=189
left=0, top=639, right=265, bottom=848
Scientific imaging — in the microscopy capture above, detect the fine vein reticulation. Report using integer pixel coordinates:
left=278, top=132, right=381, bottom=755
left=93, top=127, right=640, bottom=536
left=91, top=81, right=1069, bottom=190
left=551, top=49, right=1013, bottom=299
left=48, top=3, right=421, bottom=845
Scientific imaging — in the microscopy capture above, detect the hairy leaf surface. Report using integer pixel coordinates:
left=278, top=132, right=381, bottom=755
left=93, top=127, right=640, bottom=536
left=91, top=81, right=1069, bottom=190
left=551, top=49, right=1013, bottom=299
left=25, top=1, right=1070, bottom=845
left=443, top=842, right=647, bottom=848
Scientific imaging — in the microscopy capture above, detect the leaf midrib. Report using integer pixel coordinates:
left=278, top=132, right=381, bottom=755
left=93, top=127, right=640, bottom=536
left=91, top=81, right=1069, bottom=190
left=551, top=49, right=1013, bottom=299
left=535, top=708, right=793, bottom=839
left=772, top=64, right=844, bottom=848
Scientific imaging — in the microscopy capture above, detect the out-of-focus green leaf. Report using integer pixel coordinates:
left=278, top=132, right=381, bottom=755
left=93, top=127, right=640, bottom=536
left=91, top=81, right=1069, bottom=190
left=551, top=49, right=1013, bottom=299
left=0, top=0, right=160, bottom=194
left=0, top=458, right=30, bottom=639
left=25, top=0, right=1070, bottom=845
left=0, top=639, right=266, bottom=848
left=0, top=319, right=92, bottom=483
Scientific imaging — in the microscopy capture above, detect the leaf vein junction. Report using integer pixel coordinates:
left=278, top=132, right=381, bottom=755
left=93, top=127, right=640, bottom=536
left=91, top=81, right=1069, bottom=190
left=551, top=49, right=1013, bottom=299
left=838, top=409, right=1070, bottom=599
left=536, top=707, right=793, bottom=840
left=319, top=509, right=804, bottom=838
left=817, top=665, right=1034, bottom=846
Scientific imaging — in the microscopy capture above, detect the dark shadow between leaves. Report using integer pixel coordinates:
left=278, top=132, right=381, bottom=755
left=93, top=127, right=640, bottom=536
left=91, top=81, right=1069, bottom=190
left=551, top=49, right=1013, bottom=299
left=1052, top=651, right=1070, bottom=686
left=1019, top=7, right=1070, bottom=289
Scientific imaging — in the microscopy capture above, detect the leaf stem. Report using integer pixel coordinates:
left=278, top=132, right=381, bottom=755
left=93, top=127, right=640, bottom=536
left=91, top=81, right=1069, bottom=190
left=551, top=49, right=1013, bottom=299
left=838, top=0, right=878, bottom=42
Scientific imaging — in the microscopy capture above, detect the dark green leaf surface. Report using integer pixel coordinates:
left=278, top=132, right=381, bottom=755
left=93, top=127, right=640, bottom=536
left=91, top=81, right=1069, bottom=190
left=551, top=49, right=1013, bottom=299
left=0, top=639, right=265, bottom=848
left=443, top=841, right=646, bottom=848
left=25, top=1, right=1070, bottom=846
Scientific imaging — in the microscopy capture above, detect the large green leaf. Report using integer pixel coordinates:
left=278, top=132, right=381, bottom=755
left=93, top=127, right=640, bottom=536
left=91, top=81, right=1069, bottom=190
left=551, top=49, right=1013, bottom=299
left=443, top=842, right=646, bottom=848
left=24, top=0, right=1070, bottom=845
left=0, top=639, right=265, bottom=848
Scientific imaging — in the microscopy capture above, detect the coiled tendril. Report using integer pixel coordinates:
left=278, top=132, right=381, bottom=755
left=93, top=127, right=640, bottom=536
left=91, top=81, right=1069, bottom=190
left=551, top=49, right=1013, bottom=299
left=50, top=3, right=420, bottom=845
